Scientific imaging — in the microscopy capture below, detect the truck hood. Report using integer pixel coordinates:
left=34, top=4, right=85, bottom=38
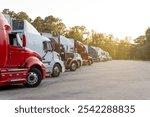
left=25, top=47, right=42, bottom=61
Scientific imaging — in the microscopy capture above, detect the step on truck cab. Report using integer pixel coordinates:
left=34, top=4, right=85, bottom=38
left=0, top=13, right=46, bottom=87
left=9, top=19, right=65, bottom=77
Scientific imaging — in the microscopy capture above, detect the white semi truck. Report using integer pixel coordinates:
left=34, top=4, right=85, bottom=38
left=6, top=17, right=65, bottom=77
left=57, top=35, right=83, bottom=69
left=93, top=47, right=109, bottom=61
left=42, top=33, right=83, bottom=70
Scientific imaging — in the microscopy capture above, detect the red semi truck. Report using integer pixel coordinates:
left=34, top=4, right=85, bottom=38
left=75, top=40, right=93, bottom=65
left=0, top=13, right=46, bottom=87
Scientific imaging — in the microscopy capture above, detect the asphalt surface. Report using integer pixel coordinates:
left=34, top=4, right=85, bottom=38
left=0, top=60, right=150, bottom=100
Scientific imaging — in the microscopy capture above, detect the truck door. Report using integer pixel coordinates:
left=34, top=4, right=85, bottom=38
left=42, top=41, right=53, bottom=63
left=6, top=33, right=25, bottom=67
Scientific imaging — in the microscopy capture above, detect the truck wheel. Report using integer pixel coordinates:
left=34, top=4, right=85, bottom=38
left=88, top=59, right=92, bottom=65
left=51, top=64, right=61, bottom=77
left=77, top=60, right=81, bottom=68
left=98, top=58, right=101, bottom=62
left=24, top=68, right=42, bottom=88
left=70, top=62, right=77, bottom=71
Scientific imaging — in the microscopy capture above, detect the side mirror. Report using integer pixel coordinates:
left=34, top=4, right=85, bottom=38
left=44, top=49, right=51, bottom=53
left=22, top=35, right=26, bottom=47
left=4, top=25, right=11, bottom=31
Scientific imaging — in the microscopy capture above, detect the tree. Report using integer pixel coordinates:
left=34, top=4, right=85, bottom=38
left=134, top=35, right=145, bottom=47
left=133, top=35, right=146, bottom=59
left=66, top=26, right=89, bottom=42
left=145, top=27, right=150, bottom=43
left=114, top=39, right=131, bottom=59
left=142, top=27, right=150, bottom=60
left=32, top=16, right=44, bottom=32
left=2, top=9, right=17, bottom=18
left=133, top=28, right=150, bottom=60
left=43, top=15, right=66, bottom=36
left=90, top=30, right=104, bottom=47
left=16, top=12, right=32, bottom=22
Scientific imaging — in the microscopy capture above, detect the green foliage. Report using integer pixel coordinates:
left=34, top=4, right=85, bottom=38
left=142, top=44, right=150, bottom=60
left=133, top=28, right=150, bottom=60
left=134, top=35, right=145, bottom=47
left=90, top=30, right=104, bottom=47
left=145, top=27, right=150, bottom=43
left=42, top=15, right=66, bottom=36
left=65, top=26, right=89, bottom=42
left=32, top=16, right=44, bottom=32
left=16, top=11, right=32, bottom=23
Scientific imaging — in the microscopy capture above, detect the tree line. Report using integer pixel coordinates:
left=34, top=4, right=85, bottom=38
left=2, top=9, right=150, bottom=60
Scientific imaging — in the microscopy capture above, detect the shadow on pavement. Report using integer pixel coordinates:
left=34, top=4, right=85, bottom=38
left=0, top=85, right=25, bottom=91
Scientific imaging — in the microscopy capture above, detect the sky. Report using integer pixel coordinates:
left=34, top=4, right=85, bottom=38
left=1, top=0, right=150, bottom=39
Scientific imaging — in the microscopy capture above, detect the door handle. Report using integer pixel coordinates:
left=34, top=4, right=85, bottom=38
left=8, top=53, right=12, bottom=58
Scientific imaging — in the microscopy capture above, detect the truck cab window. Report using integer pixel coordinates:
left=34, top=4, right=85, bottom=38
left=43, top=41, right=52, bottom=52
left=8, top=33, right=21, bottom=47
left=43, top=42, right=47, bottom=51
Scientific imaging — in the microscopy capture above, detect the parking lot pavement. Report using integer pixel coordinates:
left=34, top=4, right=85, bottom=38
left=0, top=60, right=150, bottom=100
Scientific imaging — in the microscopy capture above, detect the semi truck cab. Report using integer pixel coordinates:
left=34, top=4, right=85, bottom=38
left=58, top=36, right=78, bottom=71
left=75, top=41, right=93, bottom=65
left=93, top=47, right=109, bottom=61
left=0, top=13, right=46, bottom=87
left=42, top=33, right=79, bottom=71
left=85, top=45, right=100, bottom=62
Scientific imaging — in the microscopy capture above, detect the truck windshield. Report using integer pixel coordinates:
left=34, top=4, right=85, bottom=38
left=43, top=41, right=52, bottom=52
left=16, top=34, right=23, bottom=47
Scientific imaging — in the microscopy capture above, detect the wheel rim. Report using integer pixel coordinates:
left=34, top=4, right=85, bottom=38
left=53, top=66, right=60, bottom=75
left=27, top=72, right=38, bottom=85
left=71, top=63, right=76, bottom=70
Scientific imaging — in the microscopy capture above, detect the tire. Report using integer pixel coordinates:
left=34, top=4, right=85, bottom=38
left=77, top=60, right=81, bottom=68
left=24, top=68, right=42, bottom=88
left=88, top=59, right=92, bottom=65
left=98, top=58, right=101, bottom=62
left=70, top=62, right=77, bottom=71
left=51, top=64, right=61, bottom=77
